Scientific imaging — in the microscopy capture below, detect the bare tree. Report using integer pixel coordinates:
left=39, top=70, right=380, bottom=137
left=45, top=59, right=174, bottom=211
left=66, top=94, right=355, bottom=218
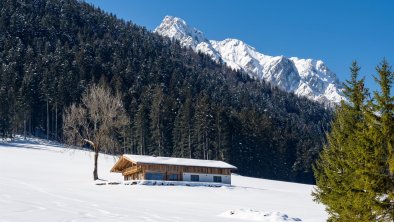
left=63, top=84, right=129, bottom=180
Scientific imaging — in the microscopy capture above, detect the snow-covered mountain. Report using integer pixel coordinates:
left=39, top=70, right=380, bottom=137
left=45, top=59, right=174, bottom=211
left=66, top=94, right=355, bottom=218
left=155, top=16, right=345, bottom=105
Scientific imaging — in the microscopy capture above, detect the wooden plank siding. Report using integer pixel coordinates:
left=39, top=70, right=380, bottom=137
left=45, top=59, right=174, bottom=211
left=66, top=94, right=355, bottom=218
left=141, top=164, right=231, bottom=175
left=111, top=156, right=135, bottom=173
left=122, top=163, right=232, bottom=181
left=122, top=165, right=142, bottom=176
left=111, top=155, right=236, bottom=181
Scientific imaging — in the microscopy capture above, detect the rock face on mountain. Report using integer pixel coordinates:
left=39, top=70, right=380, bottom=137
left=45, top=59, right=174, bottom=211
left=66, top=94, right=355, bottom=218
left=155, top=16, right=344, bottom=105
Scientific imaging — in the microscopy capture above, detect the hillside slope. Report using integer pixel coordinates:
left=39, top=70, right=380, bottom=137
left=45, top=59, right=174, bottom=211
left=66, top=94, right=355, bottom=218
left=0, top=139, right=327, bottom=222
left=0, top=0, right=332, bottom=183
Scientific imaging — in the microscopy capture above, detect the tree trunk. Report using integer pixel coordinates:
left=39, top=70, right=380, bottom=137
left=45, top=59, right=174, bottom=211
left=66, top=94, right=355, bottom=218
left=205, top=131, right=209, bottom=160
left=84, top=139, right=99, bottom=181
left=29, top=116, right=31, bottom=136
left=93, top=149, right=99, bottom=180
left=55, top=102, right=58, bottom=141
left=123, top=136, right=126, bottom=154
left=46, top=98, right=49, bottom=140
left=203, top=132, right=206, bottom=160
left=23, top=113, right=26, bottom=139
left=217, top=126, right=221, bottom=160
left=158, top=115, right=161, bottom=156
left=188, top=125, right=191, bottom=158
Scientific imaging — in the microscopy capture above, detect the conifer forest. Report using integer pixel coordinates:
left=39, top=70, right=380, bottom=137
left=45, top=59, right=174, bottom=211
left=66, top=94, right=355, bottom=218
left=0, top=0, right=333, bottom=183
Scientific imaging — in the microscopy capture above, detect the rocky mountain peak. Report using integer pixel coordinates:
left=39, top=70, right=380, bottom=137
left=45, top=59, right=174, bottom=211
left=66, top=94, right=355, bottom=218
left=155, top=16, right=345, bottom=105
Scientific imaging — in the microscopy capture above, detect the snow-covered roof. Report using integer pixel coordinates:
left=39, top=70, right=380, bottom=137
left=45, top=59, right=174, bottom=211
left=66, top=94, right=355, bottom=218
left=123, top=154, right=237, bottom=169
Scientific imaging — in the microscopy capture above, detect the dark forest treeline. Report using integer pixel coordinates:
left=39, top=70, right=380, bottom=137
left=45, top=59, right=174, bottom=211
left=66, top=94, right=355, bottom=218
left=0, top=0, right=332, bottom=183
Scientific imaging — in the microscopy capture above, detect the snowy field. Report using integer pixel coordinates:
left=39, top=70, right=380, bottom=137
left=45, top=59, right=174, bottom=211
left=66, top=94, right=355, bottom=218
left=0, top=138, right=327, bottom=222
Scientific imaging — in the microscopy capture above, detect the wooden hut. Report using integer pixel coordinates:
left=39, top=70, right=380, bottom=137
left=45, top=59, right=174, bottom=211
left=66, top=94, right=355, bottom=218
left=110, top=155, right=237, bottom=184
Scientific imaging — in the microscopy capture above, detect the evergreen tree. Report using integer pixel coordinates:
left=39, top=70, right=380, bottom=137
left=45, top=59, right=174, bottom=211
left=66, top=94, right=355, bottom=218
left=373, top=60, right=394, bottom=173
left=213, top=106, right=230, bottom=160
left=128, top=96, right=138, bottom=154
left=313, top=61, right=394, bottom=221
left=172, top=98, right=193, bottom=158
left=193, top=93, right=214, bottom=159
left=149, top=85, right=165, bottom=156
left=370, top=59, right=394, bottom=219
left=134, top=89, right=151, bottom=155
left=313, top=62, right=372, bottom=221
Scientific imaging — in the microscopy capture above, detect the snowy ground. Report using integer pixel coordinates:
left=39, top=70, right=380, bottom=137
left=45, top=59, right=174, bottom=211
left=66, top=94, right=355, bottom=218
left=0, top=138, right=327, bottom=222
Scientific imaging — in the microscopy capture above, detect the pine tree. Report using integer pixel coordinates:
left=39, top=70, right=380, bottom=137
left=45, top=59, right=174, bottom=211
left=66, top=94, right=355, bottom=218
left=150, top=85, right=165, bottom=156
left=134, top=102, right=149, bottom=155
left=313, top=62, right=374, bottom=221
left=128, top=97, right=138, bottom=154
left=134, top=89, right=151, bottom=155
left=370, top=59, right=394, bottom=219
left=193, top=93, right=214, bottom=159
left=373, top=60, right=394, bottom=172
left=313, top=61, right=394, bottom=221
left=172, top=98, right=193, bottom=158
left=213, top=106, right=230, bottom=160
left=172, top=108, right=183, bottom=156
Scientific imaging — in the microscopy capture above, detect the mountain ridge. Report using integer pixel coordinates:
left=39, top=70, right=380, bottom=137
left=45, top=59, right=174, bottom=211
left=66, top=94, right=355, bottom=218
left=155, top=16, right=344, bottom=105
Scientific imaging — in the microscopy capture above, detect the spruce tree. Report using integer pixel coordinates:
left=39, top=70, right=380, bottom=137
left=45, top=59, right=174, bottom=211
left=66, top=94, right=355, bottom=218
left=134, top=101, right=150, bottom=155
left=370, top=59, right=394, bottom=219
left=313, top=62, right=373, bottom=221
left=172, top=100, right=190, bottom=158
left=373, top=60, right=394, bottom=173
left=149, top=85, right=165, bottom=156
left=314, top=60, right=394, bottom=221
left=193, top=93, right=214, bottom=159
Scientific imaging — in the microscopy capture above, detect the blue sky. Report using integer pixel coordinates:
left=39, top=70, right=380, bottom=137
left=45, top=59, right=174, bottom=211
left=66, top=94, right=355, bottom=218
left=84, top=0, right=394, bottom=93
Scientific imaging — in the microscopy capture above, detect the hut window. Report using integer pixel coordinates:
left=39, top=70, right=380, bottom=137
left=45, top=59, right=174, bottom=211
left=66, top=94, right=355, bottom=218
left=168, top=174, right=179, bottom=181
left=190, top=175, right=199, bottom=182
left=213, top=176, right=222, bottom=183
left=145, top=172, right=165, bottom=180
